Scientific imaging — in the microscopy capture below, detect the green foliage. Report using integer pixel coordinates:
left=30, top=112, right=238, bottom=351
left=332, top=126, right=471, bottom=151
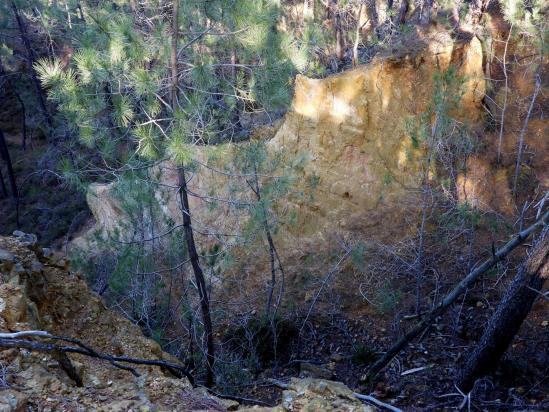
left=351, top=344, right=378, bottom=366
left=351, top=241, right=367, bottom=274
left=231, top=140, right=298, bottom=241
left=32, top=0, right=313, bottom=155
left=373, top=284, right=402, bottom=315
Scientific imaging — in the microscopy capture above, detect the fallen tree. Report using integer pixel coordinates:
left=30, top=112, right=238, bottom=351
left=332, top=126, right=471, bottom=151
left=367, top=209, right=549, bottom=378
left=0, top=330, right=194, bottom=385
left=458, top=231, right=548, bottom=392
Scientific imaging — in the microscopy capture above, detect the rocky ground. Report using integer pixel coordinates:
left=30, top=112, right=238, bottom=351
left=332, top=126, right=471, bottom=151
left=0, top=233, right=381, bottom=411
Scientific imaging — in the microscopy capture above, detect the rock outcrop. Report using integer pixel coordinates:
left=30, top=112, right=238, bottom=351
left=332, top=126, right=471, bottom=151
left=240, top=378, right=375, bottom=412
left=0, top=234, right=223, bottom=411
left=1, top=234, right=382, bottom=411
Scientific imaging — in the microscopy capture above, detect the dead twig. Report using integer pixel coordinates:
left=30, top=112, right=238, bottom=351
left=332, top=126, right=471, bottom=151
left=353, top=392, right=404, bottom=412
left=0, top=331, right=194, bottom=385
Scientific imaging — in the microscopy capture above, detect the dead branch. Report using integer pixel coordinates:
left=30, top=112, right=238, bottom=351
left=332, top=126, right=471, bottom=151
left=496, top=24, right=512, bottom=163
left=353, top=392, right=404, bottom=412
left=367, top=209, right=549, bottom=378
left=512, top=74, right=541, bottom=197
left=0, top=331, right=194, bottom=385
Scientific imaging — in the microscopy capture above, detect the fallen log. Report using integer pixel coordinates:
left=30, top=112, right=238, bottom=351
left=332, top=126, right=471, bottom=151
left=458, top=232, right=548, bottom=392
left=368, top=209, right=549, bottom=378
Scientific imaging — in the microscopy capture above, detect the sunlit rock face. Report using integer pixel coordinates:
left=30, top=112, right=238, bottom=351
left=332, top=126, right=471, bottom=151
left=79, top=29, right=488, bottom=252
left=269, top=29, right=485, bottom=240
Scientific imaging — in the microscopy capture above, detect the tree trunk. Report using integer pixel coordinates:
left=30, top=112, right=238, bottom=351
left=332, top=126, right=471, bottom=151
left=0, top=129, right=19, bottom=227
left=170, top=0, right=179, bottom=110
left=0, top=129, right=17, bottom=199
left=458, top=235, right=549, bottom=392
left=352, top=3, right=364, bottom=67
left=395, top=0, right=409, bottom=25
left=10, top=1, right=54, bottom=137
left=419, top=0, right=433, bottom=25
left=170, top=0, right=214, bottom=388
left=303, top=0, right=314, bottom=22
left=330, top=0, right=345, bottom=62
left=177, top=169, right=215, bottom=388
left=14, top=91, right=27, bottom=151
left=0, top=167, right=7, bottom=198
left=365, top=0, right=379, bottom=34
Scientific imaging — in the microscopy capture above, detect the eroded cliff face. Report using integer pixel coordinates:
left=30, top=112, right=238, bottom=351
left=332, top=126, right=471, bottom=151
left=268, top=28, right=486, bottom=239
left=80, top=28, right=488, bottom=249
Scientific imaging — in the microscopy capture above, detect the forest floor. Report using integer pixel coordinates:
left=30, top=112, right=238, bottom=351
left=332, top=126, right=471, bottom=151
left=230, top=302, right=549, bottom=411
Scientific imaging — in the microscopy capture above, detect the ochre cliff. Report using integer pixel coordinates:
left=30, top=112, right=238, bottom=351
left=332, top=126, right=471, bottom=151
left=268, top=28, right=485, bottom=238
left=80, top=27, right=489, bottom=248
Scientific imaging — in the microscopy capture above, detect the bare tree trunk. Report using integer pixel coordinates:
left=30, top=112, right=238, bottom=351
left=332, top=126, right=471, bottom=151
left=13, top=91, right=27, bottom=151
left=177, top=169, right=215, bottom=388
left=395, top=0, right=409, bottom=25
left=330, top=0, right=345, bottom=62
left=353, top=2, right=365, bottom=67
left=10, top=1, right=54, bottom=138
left=365, top=0, right=379, bottom=34
left=513, top=74, right=541, bottom=198
left=0, top=168, right=7, bottom=198
left=0, top=129, right=19, bottom=227
left=170, top=0, right=179, bottom=110
left=458, top=234, right=549, bottom=392
left=303, top=0, right=315, bottom=22
left=0, top=129, right=17, bottom=200
left=170, top=0, right=214, bottom=388
left=497, top=25, right=512, bottom=163
left=419, top=0, right=433, bottom=25
left=248, top=165, right=284, bottom=321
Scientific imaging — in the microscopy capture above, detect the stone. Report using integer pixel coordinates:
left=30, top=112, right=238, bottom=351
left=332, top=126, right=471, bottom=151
left=300, top=362, right=334, bottom=380
left=12, top=232, right=37, bottom=247
left=0, top=249, right=15, bottom=263
left=330, top=353, right=344, bottom=362
left=0, top=390, right=28, bottom=412
left=241, top=378, right=375, bottom=412
left=30, top=260, right=43, bottom=274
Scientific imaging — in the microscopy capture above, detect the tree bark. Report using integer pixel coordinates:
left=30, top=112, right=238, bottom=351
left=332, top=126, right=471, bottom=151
left=177, top=169, right=215, bottom=388
left=170, top=0, right=179, bottom=110
left=0, top=167, right=7, bottom=198
left=170, top=0, right=214, bottom=388
left=330, top=0, right=345, bottom=62
left=0, top=129, right=17, bottom=199
left=13, top=91, right=27, bottom=150
left=0, top=129, right=20, bottom=227
left=395, top=0, right=409, bottom=25
left=458, top=235, right=549, bottom=392
left=365, top=0, right=379, bottom=34
left=353, top=2, right=364, bottom=67
left=419, top=0, right=433, bottom=25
